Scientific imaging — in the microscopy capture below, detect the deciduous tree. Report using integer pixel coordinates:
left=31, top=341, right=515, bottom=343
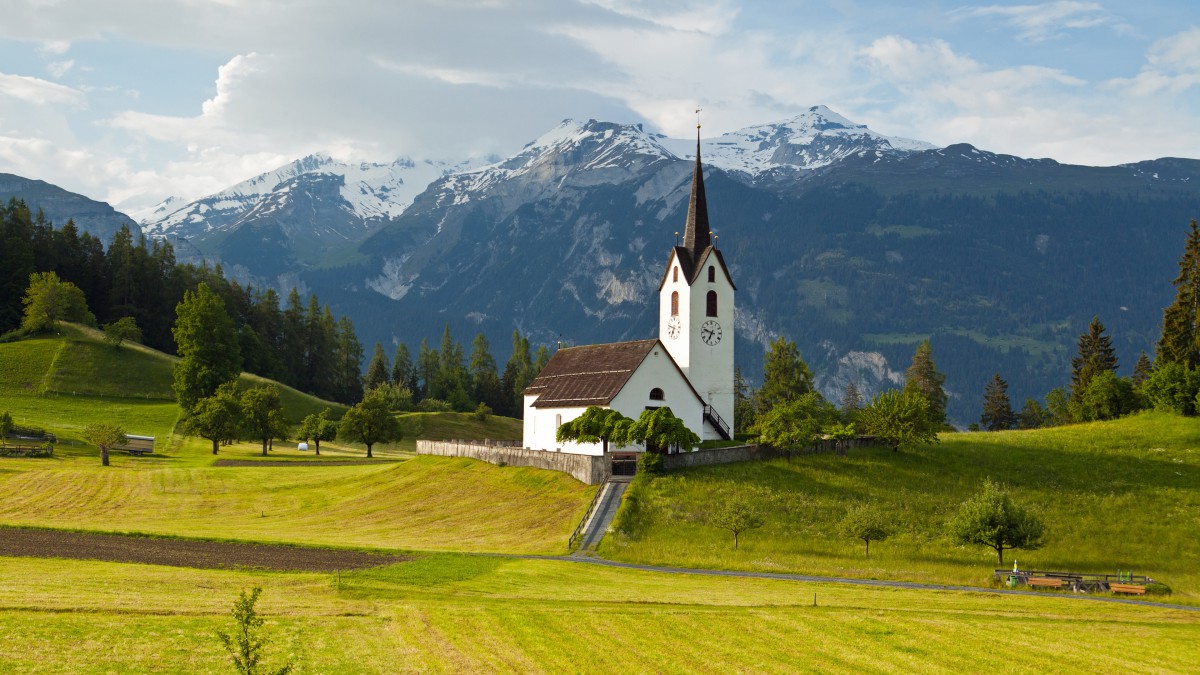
left=298, top=409, right=337, bottom=455
left=753, top=392, right=833, bottom=457
left=338, top=390, right=402, bottom=458
left=619, top=407, right=700, bottom=454
left=20, top=271, right=94, bottom=332
left=83, top=421, right=127, bottom=467
left=948, top=479, right=1045, bottom=565
left=185, top=381, right=242, bottom=455
left=102, top=316, right=142, bottom=348
left=556, top=406, right=631, bottom=454
left=857, top=389, right=937, bottom=451
left=172, top=282, right=241, bottom=412
left=240, top=385, right=288, bottom=456
left=840, top=503, right=892, bottom=557
left=215, top=586, right=294, bottom=675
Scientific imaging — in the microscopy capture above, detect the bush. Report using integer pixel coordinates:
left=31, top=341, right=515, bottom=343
left=472, top=402, right=492, bottom=422
left=1145, top=582, right=1172, bottom=596
left=636, top=451, right=663, bottom=474
left=417, top=398, right=453, bottom=412
left=1142, top=362, right=1200, bottom=415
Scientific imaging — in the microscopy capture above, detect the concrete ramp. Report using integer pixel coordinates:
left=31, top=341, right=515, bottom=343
left=573, top=479, right=629, bottom=555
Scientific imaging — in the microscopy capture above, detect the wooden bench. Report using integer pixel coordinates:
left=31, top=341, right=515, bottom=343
left=1109, top=583, right=1147, bottom=595
left=1026, top=577, right=1064, bottom=588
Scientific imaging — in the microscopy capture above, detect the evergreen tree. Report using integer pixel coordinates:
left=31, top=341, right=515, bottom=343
left=980, top=373, right=1015, bottom=431
left=1070, top=316, right=1118, bottom=402
left=364, top=342, right=390, bottom=392
left=902, top=339, right=948, bottom=428
left=1157, top=219, right=1200, bottom=368
left=755, top=336, right=813, bottom=413
left=500, top=330, right=533, bottom=417
left=468, top=332, right=504, bottom=413
left=1016, top=399, right=1047, bottom=430
left=172, top=283, right=242, bottom=412
left=417, top=338, right=440, bottom=402
left=1131, top=351, right=1153, bottom=389
left=331, top=316, right=364, bottom=404
left=391, top=343, right=417, bottom=392
left=733, top=366, right=756, bottom=433
left=841, top=381, right=862, bottom=419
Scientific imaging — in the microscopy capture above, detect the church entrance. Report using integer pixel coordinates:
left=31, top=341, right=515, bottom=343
left=611, top=452, right=637, bottom=477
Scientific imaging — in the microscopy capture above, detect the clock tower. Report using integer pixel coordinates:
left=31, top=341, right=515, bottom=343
left=658, top=128, right=736, bottom=440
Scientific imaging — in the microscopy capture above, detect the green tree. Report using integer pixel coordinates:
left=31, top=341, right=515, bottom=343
left=980, top=373, right=1015, bottom=431
left=338, top=390, right=402, bottom=458
left=364, top=342, right=390, bottom=392
left=0, top=410, right=13, bottom=446
left=825, top=421, right=857, bottom=456
left=1044, top=387, right=1071, bottom=426
left=1016, top=399, right=1047, bottom=430
left=215, top=586, right=294, bottom=675
left=240, top=385, right=288, bottom=456
left=948, top=479, right=1046, bottom=565
left=184, top=381, right=243, bottom=455
left=733, top=366, right=756, bottom=433
left=1142, top=361, right=1200, bottom=415
left=1069, top=370, right=1136, bottom=422
left=371, top=381, right=415, bottom=412
left=83, top=421, right=127, bottom=467
left=755, top=336, right=813, bottom=413
left=619, top=407, right=700, bottom=454
left=840, top=381, right=862, bottom=420
left=1131, top=351, right=1153, bottom=389
left=102, top=316, right=142, bottom=348
left=469, top=332, right=504, bottom=413
left=173, top=283, right=242, bottom=412
left=556, top=406, right=631, bottom=454
left=903, top=340, right=948, bottom=429
left=752, top=392, right=833, bottom=457
left=700, top=484, right=773, bottom=550
left=500, top=330, right=533, bottom=417
left=391, top=343, right=418, bottom=393
left=298, top=409, right=337, bottom=455
left=1157, top=219, right=1200, bottom=368
left=839, top=503, right=892, bottom=557
left=857, top=389, right=937, bottom=451
left=20, top=271, right=94, bottom=332
left=1070, top=316, right=1118, bottom=402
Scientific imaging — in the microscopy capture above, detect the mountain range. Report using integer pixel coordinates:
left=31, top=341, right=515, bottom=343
left=9, top=106, right=1200, bottom=425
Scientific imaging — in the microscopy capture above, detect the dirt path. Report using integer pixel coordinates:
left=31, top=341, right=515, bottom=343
left=0, top=527, right=409, bottom=571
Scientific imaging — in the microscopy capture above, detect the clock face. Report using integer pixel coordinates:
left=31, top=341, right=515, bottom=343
left=666, top=316, right=681, bottom=339
left=700, top=319, right=722, bottom=346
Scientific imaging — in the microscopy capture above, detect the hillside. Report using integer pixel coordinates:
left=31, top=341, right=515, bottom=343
left=604, top=412, right=1200, bottom=604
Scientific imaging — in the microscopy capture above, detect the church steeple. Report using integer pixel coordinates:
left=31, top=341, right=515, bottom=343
left=682, top=122, right=711, bottom=261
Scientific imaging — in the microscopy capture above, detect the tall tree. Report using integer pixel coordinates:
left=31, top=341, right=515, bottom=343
left=364, top=342, right=390, bottom=392
left=733, top=366, right=756, bottom=433
left=20, top=271, right=94, bottom=332
left=391, top=343, right=417, bottom=393
left=1131, top=351, right=1153, bottom=389
left=980, top=373, right=1015, bottom=431
left=331, top=316, right=364, bottom=404
left=468, top=332, right=503, bottom=413
left=840, top=381, right=862, bottom=419
left=338, top=390, right=402, bottom=458
left=902, top=340, right=948, bottom=428
left=172, top=283, right=242, bottom=412
left=417, top=338, right=440, bottom=401
left=500, top=330, right=532, bottom=417
left=1157, top=219, right=1200, bottom=368
left=184, top=381, right=243, bottom=455
left=240, top=385, right=288, bottom=456
left=755, top=336, right=813, bottom=413
left=1070, top=316, right=1118, bottom=402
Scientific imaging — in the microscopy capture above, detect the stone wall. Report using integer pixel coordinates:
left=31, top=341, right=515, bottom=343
left=416, top=440, right=609, bottom=485
left=661, top=437, right=879, bottom=471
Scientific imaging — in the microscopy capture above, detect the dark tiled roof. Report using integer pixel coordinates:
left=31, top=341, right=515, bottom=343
left=524, top=339, right=658, bottom=408
left=682, top=135, right=711, bottom=259
left=657, top=245, right=737, bottom=290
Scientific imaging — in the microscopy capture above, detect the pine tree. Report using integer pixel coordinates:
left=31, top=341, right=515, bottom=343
left=391, top=343, right=417, bottom=392
left=755, top=336, right=814, bottom=413
left=332, top=316, right=364, bottom=404
left=1070, top=316, right=1118, bottom=402
left=1157, top=219, right=1200, bottom=368
left=902, top=339, right=948, bottom=427
left=500, top=330, right=533, bottom=417
left=841, top=382, right=862, bottom=417
left=469, top=333, right=503, bottom=413
left=1131, top=351, right=1153, bottom=389
left=364, top=342, right=390, bottom=392
left=980, top=373, right=1015, bottom=431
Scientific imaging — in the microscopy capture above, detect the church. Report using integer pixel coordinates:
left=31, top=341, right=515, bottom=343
left=521, top=129, right=736, bottom=457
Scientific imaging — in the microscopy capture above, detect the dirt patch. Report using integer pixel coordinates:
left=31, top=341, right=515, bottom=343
left=212, top=459, right=395, bottom=467
left=0, top=527, right=410, bottom=572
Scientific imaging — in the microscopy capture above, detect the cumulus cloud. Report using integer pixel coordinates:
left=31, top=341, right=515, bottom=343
left=1108, top=27, right=1200, bottom=96
left=952, top=1, right=1120, bottom=42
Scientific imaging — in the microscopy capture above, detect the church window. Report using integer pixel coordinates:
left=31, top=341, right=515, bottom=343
left=708, top=266, right=715, bottom=283
left=673, top=267, right=679, bottom=282
left=556, top=414, right=562, bottom=430
left=707, top=291, right=718, bottom=317
left=649, top=388, right=665, bottom=401
left=671, top=291, right=679, bottom=316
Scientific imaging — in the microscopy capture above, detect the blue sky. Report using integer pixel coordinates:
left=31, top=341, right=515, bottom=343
left=0, top=0, right=1197, bottom=214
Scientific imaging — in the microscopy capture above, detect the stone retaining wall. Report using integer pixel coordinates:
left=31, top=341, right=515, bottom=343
left=662, top=437, right=879, bottom=471
left=416, top=440, right=608, bottom=485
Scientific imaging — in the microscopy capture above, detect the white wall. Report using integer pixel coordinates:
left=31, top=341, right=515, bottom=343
left=522, top=399, right=605, bottom=455
left=609, top=344, right=705, bottom=447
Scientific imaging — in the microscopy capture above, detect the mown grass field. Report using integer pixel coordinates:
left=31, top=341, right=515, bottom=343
left=604, top=411, right=1200, bottom=604
left=0, top=553, right=1197, bottom=673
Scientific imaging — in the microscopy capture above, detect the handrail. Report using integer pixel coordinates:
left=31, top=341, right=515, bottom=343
left=568, top=482, right=607, bottom=551
left=703, top=405, right=731, bottom=440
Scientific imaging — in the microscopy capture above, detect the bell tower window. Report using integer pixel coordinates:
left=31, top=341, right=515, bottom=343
left=706, top=290, right=718, bottom=317
left=708, top=266, right=715, bottom=283
left=671, top=291, right=679, bottom=316
left=649, top=388, right=665, bottom=401
left=673, top=266, right=679, bottom=282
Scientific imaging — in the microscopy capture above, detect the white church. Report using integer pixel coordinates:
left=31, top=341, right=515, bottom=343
left=522, top=132, right=736, bottom=458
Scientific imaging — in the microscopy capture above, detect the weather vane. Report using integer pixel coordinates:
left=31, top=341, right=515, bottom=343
left=695, top=107, right=702, bottom=130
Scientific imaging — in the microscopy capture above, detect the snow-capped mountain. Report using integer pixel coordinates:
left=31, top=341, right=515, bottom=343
left=661, top=105, right=936, bottom=175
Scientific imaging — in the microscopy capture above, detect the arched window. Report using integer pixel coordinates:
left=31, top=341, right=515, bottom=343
left=708, top=266, right=716, bottom=283
left=673, top=266, right=679, bottom=282
left=706, top=290, right=718, bottom=317
left=671, top=291, right=679, bottom=316
left=649, top=388, right=665, bottom=401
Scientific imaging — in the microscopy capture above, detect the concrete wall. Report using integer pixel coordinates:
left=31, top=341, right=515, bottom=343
left=661, top=437, right=879, bottom=471
left=417, top=440, right=609, bottom=485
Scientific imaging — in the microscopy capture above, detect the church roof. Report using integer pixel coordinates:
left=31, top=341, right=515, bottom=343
left=682, top=135, right=711, bottom=261
left=524, top=339, right=658, bottom=408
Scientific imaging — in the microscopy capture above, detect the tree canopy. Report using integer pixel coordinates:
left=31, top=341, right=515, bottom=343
left=82, top=421, right=127, bottom=467
left=903, top=340, right=948, bottom=429
left=240, top=385, right=288, bottom=456
left=857, top=389, right=937, bottom=451
left=1157, top=219, right=1200, bottom=368
left=753, top=392, right=833, bottom=455
left=298, top=409, right=338, bottom=455
left=619, top=407, right=700, bottom=454
left=172, top=282, right=242, bottom=412
left=556, top=406, right=630, bottom=453
left=20, top=271, right=94, bottom=332
left=338, top=390, right=402, bottom=458
left=839, top=503, right=892, bottom=557
left=948, top=479, right=1045, bottom=565
left=184, top=380, right=243, bottom=455
left=755, top=336, right=813, bottom=412
left=980, top=373, right=1015, bottom=431
left=1070, top=316, right=1118, bottom=402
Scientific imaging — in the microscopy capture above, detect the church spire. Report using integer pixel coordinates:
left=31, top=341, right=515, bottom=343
left=682, top=112, right=711, bottom=261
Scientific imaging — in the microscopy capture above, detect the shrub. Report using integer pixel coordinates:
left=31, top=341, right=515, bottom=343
left=472, top=402, right=492, bottom=422
left=1145, top=582, right=1172, bottom=596
left=1142, top=362, right=1200, bottom=415
left=417, top=398, right=453, bottom=413
left=636, top=451, right=663, bottom=475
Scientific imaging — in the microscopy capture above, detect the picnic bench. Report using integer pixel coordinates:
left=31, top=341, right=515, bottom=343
left=996, top=569, right=1154, bottom=593
left=0, top=443, right=54, bottom=458
left=1109, top=583, right=1147, bottom=595
left=1026, top=577, right=1064, bottom=588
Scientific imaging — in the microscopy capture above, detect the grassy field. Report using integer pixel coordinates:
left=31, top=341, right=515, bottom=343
left=604, top=411, right=1200, bottom=604
left=0, top=553, right=1196, bottom=673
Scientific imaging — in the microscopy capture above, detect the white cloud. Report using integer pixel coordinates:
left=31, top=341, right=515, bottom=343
left=47, top=60, right=75, bottom=79
left=1108, top=27, right=1200, bottom=96
left=953, top=1, right=1119, bottom=42
left=0, top=72, right=85, bottom=105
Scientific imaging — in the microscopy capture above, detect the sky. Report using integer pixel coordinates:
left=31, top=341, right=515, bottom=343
left=1, top=0, right=1198, bottom=215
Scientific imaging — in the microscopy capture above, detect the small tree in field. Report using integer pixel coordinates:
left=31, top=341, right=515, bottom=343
left=753, top=392, right=831, bottom=459
left=298, top=409, right=337, bottom=455
left=240, top=385, right=288, bottom=456
left=839, top=502, right=892, bottom=557
left=83, top=422, right=127, bottom=467
left=703, top=486, right=772, bottom=550
left=557, top=406, right=630, bottom=453
left=215, top=586, right=293, bottom=675
left=948, top=479, right=1045, bottom=565
left=185, top=381, right=243, bottom=455
left=338, top=390, right=402, bottom=458
left=102, top=316, right=142, bottom=348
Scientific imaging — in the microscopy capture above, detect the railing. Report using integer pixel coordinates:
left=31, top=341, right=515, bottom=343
left=568, top=481, right=608, bottom=550
left=703, top=405, right=731, bottom=440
